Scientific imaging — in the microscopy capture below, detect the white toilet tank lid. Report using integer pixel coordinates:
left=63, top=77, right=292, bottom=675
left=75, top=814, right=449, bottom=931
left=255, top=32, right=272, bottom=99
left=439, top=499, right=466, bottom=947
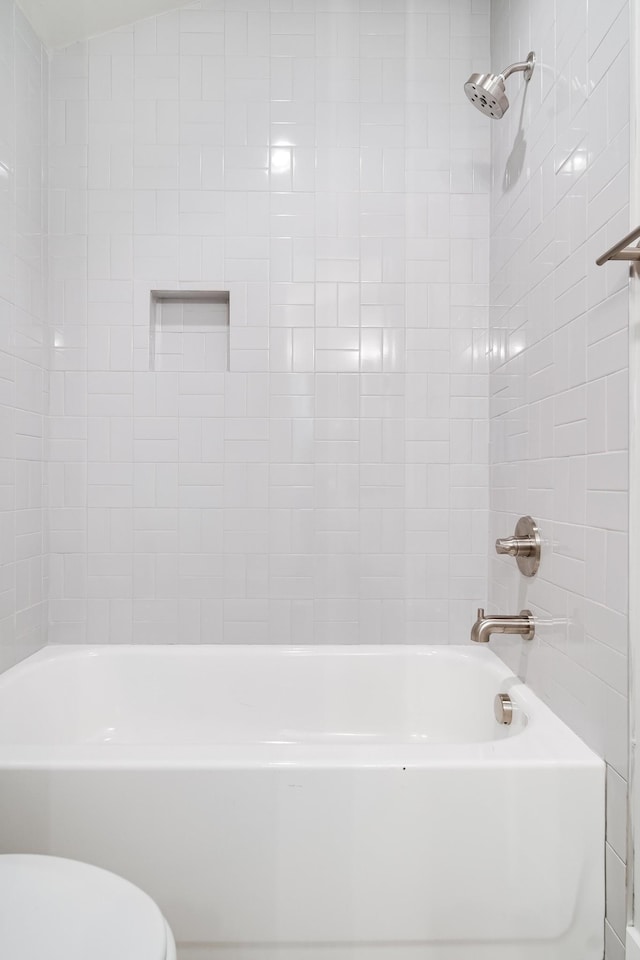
left=0, top=854, right=168, bottom=960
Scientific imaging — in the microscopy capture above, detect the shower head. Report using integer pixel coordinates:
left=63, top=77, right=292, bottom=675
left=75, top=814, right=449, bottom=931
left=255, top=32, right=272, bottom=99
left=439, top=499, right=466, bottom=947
left=464, top=51, right=535, bottom=119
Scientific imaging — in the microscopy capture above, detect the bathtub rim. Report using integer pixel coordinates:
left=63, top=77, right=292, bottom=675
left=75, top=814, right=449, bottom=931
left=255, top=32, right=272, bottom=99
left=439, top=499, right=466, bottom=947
left=0, top=643, right=604, bottom=771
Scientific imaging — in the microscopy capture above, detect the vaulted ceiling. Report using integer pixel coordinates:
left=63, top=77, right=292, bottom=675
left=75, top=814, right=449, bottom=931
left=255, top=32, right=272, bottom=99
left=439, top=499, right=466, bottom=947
left=18, top=0, right=193, bottom=50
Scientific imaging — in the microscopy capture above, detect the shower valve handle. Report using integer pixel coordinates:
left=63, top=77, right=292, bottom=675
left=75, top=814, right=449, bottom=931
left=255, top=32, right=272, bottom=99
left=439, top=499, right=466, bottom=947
left=494, top=516, right=541, bottom=577
left=495, top=536, right=534, bottom=557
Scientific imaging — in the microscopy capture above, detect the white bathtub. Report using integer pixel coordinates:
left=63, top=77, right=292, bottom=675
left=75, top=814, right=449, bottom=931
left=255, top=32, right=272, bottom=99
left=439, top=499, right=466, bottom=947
left=0, top=644, right=603, bottom=960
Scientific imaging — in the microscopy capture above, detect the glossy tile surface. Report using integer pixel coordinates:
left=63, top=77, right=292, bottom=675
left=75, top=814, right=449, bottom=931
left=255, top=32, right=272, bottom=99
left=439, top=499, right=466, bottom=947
left=488, top=1, right=630, bottom=954
left=48, top=0, right=491, bottom=646
left=0, top=0, right=48, bottom=672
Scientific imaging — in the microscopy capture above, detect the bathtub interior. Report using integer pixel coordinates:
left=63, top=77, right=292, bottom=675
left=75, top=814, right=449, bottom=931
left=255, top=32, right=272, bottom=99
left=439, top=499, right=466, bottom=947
left=0, top=645, right=527, bottom=747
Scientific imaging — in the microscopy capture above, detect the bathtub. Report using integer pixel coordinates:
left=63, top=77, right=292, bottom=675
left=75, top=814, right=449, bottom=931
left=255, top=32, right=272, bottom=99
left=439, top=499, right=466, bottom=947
left=0, top=644, right=603, bottom=960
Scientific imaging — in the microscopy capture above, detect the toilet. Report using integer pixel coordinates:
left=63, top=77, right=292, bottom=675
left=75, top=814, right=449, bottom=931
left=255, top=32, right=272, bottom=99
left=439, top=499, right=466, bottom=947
left=0, top=854, right=177, bottom=960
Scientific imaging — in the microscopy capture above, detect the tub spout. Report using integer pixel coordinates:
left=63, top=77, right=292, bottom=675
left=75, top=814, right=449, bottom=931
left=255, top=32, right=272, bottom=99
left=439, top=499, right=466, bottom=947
left=471, top=608, right=535, bottom=643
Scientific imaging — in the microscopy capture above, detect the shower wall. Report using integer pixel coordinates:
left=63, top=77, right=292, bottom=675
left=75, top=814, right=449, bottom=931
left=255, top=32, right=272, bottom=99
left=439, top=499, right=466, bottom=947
left=0, top=0, right=48, bottom=672
left=48, top=0, right=491, bottom=645
left=488, top=0, right=629, bottom=955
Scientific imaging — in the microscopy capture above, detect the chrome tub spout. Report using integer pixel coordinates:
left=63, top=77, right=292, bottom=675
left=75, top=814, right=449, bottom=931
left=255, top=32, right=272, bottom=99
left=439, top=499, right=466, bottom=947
left=471, top=608, right=535, bottom=644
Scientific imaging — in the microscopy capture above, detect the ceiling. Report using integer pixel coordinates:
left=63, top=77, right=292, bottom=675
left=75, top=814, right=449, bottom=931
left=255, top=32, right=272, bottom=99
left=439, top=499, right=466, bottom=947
left=18, top=0, right=192, bottom=50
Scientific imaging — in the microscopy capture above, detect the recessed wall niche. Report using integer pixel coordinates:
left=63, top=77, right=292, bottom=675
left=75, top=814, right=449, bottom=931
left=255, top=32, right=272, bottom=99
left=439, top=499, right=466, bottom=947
left=150, top=290, right=230, bottom=372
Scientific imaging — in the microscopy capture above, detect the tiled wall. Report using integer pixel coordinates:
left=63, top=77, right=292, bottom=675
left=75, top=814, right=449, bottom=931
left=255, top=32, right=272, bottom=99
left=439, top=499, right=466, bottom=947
left=488, top=1, right=629, bottom=955
left=48, top=0, right=491, bottom=646
left=0, top=0, right=48, bottom=672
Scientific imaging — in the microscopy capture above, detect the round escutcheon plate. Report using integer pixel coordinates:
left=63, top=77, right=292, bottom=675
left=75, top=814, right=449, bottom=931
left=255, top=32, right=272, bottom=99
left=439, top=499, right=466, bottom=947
left=514, top=515, right=541, bottom=577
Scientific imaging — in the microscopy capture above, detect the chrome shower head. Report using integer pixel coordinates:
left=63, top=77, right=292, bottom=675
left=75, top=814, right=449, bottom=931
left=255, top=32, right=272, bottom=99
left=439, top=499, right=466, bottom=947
left=464, top=72, right=509, bottom=118
left=464, top=51, right=535, bottom=119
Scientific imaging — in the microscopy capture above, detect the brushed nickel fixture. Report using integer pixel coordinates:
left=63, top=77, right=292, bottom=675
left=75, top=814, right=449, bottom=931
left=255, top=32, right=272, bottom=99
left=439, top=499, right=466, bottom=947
left=464, top=51, right=535, bottom=119
left=495, top=515, right=541, bottom=577
left=494, top=693, right=514, bottom=725
left=596, top=224, right=640, bottom=265
left=471, top=608, right=535, bottom=644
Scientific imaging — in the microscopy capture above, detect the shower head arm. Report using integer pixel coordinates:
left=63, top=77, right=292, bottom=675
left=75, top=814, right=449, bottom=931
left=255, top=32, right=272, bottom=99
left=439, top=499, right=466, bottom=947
left=463, top=50, right=535, bottom=119
left=500, top=52, right=535, bottom=83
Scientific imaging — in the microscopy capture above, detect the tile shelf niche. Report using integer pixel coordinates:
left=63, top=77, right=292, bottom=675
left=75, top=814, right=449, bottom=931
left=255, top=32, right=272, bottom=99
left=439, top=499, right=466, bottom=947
left=149, top=290, right=230, bottom=373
